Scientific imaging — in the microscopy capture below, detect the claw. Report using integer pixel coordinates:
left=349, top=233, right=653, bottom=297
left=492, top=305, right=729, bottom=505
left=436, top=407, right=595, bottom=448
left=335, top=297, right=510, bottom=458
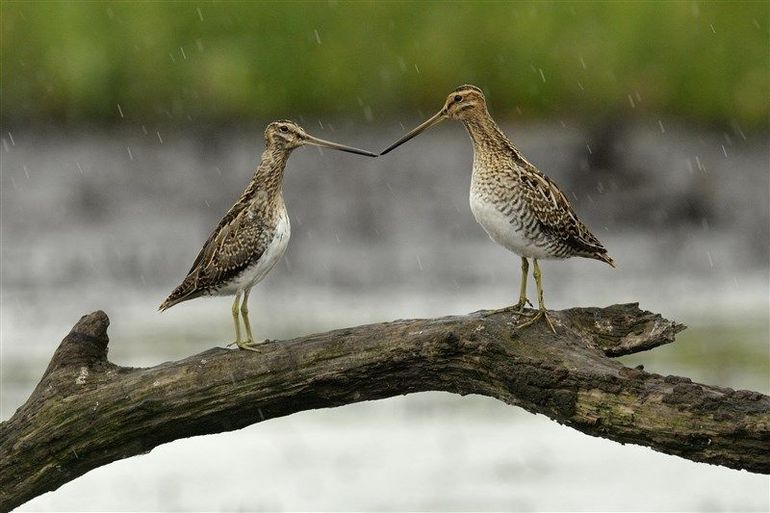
left=230, top=339, right=263, bottom=352
left=515, top=309, right=556, bottom=333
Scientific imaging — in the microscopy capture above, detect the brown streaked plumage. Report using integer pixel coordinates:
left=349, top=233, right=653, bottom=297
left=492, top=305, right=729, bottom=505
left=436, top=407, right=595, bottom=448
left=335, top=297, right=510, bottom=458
left=160, top=120, right=376, bottom=350
left=381, top=84, right=614, bottom=332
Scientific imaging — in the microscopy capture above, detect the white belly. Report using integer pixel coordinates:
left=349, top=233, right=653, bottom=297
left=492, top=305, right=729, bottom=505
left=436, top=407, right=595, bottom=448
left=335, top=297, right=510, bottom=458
left=218, top=212, right=291, bottom=294
left=470, top=193, right=553, bottom=259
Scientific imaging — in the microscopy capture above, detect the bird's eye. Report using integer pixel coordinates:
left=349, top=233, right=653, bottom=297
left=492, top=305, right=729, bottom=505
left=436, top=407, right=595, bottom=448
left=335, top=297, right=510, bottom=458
left=454, top=95, right=463, bottom=103
left=280, top=126, right=289, bottom=133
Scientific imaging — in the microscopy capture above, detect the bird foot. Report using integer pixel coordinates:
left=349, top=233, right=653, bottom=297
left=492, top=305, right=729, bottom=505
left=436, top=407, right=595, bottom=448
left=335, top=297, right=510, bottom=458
left=227, top=339, right=264, bottom=352
left=513, top=298, right=533, bottom=312
left=515, top=309, right=556, bottom=334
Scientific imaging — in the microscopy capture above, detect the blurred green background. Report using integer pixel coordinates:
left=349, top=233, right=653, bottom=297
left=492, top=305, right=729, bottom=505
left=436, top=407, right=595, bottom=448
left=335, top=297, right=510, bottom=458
left=3, top=1, right=768, bottom=128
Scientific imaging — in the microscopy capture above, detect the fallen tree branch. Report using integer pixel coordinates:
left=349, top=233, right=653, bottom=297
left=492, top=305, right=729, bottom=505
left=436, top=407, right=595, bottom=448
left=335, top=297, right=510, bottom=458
left=1, top=303, right=768, bottom=511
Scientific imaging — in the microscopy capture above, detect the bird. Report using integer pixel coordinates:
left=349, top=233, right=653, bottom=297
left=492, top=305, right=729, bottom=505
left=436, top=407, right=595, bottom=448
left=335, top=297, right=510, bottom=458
left=381, top=85, right=614, bottom=332
left=160, top=120, right=377, bottom=350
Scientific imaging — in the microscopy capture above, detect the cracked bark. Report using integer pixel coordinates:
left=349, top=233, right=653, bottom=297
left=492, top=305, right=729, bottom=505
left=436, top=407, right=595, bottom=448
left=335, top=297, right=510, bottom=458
left=1, top=303, right=768, bottom=511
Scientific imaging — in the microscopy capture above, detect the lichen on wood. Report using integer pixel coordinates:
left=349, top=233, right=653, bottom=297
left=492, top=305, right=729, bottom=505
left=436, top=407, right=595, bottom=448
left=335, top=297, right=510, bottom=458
left=1, top=304, right=768, bottom=512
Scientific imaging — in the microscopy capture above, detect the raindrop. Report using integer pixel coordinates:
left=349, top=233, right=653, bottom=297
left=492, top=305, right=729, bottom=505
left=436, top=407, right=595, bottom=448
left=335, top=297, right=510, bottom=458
left=627, top=94, right=635, bottom=108
left=658, top=120, right=665, bottom=133
left=117, top=104, right=124, bottom=118
left=577, top=80, right=584, bottom=91
left=709, top=23, right=716, bottom=34
left=76, top=161, right=85, bottom=174
left=141, top=125, right=148, bottom=135
left=196, top=6, right=204, bottom=21
left=416, top=255, right=423, bottom=271
left=720, top=144, right=727, bottom=157
left=538, top=68, right=546, bottom=83
left=157, top=131, right=163, bottom=144
left=695, top=155, right=704, bottom=172
left=180, top=47, right=187, bottom=60
left=204, top=200, right=210, bottom=208
left=414, top=64, right=420, bottom=73
left=752, top=19, right=760, bottom=29
left=23, top=165, right=30, bottom=179
left=705, top=250, right=714, bottom=267
left=732, top=123, right=747, bottom=141
left=314, top=29, right=322, bottom=45
left=169, top=53, right=176, bottom=64
left=335, top=233, right=341, bottom=243
left=7, top=131, right=15, bottom=145
left=579, top=55, right=587, bottom=70
left=585, top=143, right=592, bottom=155
left=126, top=146, right=134, bottom=160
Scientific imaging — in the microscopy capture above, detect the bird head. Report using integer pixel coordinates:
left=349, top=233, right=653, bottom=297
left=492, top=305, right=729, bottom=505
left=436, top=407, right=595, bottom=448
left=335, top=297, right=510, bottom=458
left=265, top=120, right=376, bottom=157
left=380, top=84, right=487, bottom=155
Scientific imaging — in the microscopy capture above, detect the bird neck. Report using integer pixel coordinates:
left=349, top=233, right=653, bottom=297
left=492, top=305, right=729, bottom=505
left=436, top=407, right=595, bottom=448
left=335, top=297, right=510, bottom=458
left=244, top=145, right=291, bottom=201
left=462, top=111, right=526, bottom=168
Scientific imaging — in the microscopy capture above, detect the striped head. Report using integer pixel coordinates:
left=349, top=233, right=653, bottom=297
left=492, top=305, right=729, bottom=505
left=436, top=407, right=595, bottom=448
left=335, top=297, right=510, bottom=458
left=265, top=120, right=307, bottom=150
left=264, top=120, right=376, bottom=156
left=444, top=85, right=487, bottom=121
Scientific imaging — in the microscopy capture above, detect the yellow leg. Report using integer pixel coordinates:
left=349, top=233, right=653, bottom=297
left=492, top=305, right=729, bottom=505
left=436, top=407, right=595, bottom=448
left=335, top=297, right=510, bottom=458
left=514, top=257, right=531, bottom=311
left=226, top=290, right=260, bottom=351
left=516, top=258, right=556, bottom=333
left=230, top=291, right=242, bottom=345
left=240, top=288, right=256, bottom=345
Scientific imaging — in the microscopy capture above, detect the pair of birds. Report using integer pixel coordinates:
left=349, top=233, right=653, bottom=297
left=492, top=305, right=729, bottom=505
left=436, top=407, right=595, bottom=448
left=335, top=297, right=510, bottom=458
left=160, top=85, right=614, bottom=350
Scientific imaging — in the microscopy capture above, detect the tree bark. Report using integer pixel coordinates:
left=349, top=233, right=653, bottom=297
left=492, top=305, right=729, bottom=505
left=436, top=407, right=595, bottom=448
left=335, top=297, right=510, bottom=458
left=1, top=303, right=768, bottom=511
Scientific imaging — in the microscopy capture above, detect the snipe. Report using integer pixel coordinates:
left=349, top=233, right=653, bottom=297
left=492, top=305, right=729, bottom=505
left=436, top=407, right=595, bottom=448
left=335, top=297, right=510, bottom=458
left=160, top=121, right=376, bottom=350
left=381, top=85, right=614, bottom=332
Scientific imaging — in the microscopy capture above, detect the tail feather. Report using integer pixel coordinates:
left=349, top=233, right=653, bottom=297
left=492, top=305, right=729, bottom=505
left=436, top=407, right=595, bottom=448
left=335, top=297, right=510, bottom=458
left=593, top=251, right=615, bottom=268
left=159, top=277, right=200, bottom=311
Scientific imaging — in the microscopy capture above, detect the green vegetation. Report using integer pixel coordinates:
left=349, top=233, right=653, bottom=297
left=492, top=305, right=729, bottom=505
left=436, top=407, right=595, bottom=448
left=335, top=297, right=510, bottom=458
left=2, top=1, right=767, bottom=127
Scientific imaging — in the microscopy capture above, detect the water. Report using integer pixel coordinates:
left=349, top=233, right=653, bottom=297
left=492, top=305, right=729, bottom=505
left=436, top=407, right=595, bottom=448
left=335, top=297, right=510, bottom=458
left=1, top=122, right=768, bottom=511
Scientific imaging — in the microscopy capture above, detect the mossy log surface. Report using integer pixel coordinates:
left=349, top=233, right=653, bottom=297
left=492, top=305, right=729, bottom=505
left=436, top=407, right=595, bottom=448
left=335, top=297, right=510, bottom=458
left=1, top=303, right=768, bottom=511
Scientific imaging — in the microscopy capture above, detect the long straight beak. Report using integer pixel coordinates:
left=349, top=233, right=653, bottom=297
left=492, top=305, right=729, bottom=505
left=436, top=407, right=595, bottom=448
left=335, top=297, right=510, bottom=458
left=380, top=109, right=447, bottom=155
left=304, top=134, right=377, bottom=157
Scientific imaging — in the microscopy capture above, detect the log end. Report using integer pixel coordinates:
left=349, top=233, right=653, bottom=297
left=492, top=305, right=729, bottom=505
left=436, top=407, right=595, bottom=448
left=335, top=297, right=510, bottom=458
left=42, top=310, right=111, bottom=378
left=562, top=303, right=686, bottom=356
